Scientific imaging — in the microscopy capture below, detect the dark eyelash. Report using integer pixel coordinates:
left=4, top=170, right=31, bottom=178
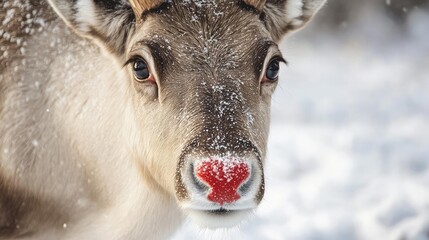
left=122, top=55, right=143, bottom=68
left=271, top=56, right=288, bottom=65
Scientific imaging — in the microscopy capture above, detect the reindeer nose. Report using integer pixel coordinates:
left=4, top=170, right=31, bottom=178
left=194, top=158, right=250, bottom=205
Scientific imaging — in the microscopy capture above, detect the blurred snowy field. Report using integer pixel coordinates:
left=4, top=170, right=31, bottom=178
left=173, top=6, right=429, bottom=240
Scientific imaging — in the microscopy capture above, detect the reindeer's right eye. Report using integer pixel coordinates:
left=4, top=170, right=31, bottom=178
left=132, top=58, right=151, bottom=81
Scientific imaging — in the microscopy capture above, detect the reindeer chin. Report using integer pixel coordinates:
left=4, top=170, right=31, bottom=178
left=186, top=208, right=253, bottom=229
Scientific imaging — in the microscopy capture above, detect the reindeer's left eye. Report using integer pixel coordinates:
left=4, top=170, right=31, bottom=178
left=133, top=58, right=150, bottom=81
left=264, top=59, right=280, bottom=82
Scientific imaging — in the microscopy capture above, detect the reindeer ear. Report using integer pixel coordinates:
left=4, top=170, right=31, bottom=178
left=262, top=0, right=326, bottom=42
left=48, top=0, right=148, bottom=56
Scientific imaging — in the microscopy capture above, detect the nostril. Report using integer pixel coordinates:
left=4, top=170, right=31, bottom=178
left=239, top=173, right=254, bottom=194
left=195, top=158, right=250, bottom=205
left=189, top=163, right=209, bottom=192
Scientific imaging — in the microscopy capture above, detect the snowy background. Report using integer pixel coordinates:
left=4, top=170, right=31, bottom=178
left=173, top=1, right=429, bottom=239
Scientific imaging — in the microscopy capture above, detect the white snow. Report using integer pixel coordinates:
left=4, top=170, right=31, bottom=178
left=172, top=7, right=429, bottom=240
left=32, top=139, right=39, bottom=147
left=2, top=9, right=16, bottom=25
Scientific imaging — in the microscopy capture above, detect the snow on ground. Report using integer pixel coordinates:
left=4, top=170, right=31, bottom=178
left=172, top=7, right=429, bottom=240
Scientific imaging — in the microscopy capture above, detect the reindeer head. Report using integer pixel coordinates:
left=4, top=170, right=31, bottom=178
left=49, top=0, right=325, bottom=228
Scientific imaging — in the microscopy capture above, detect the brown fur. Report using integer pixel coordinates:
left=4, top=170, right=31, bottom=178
left=0, top=1, right=56, bottom=73
left=0, top=2, right=57, bottom=235
left=0, top=175, right=69, bottom=238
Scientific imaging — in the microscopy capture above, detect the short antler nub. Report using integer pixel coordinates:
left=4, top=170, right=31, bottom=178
left=129, top=0, right=165, bottom=19
left=243, top=0, right=266, bottom=11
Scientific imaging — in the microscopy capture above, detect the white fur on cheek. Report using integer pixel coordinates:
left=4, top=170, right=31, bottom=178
left=75, top=0, right=98, bottom=32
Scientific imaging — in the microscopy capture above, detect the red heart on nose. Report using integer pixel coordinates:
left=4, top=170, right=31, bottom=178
left=196, top=159, right=250, bottom=205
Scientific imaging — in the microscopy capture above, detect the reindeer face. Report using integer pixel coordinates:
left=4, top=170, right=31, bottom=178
left=49, top=0, right=325, bottom=229
left=125, top=1, right=283, bottom=226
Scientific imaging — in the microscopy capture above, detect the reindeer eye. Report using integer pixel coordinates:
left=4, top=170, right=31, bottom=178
left=265, top=59, right=280, bottom=82
left=132, top=58, right=150, bottom=81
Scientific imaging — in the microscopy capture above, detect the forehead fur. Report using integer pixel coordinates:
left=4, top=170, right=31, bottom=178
left=134, top=0, right=272, bottom=70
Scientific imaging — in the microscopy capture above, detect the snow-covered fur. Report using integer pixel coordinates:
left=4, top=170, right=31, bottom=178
left=0, top=0, right=325, bottom=239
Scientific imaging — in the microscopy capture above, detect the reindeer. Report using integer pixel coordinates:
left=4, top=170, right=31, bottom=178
left=0, top=0, right=325, bottom=239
